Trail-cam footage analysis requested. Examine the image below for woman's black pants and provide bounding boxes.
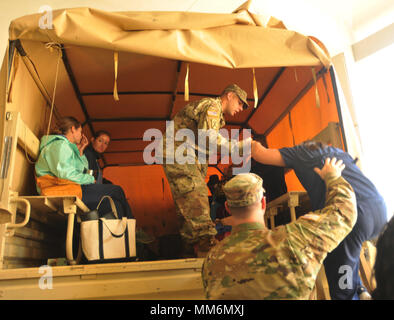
[81,184,133,219]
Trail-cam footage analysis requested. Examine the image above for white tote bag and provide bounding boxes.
[81,196,136,261]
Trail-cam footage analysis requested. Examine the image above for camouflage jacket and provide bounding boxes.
[158,97,246,166]
[202,174,357,300]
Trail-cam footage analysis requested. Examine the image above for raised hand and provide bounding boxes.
[314,157,345,180]
[78,134,89,156]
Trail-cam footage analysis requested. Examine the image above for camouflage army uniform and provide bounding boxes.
[202,172,357,299]
[161,87,248,248]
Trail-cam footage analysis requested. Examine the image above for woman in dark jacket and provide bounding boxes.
[84,130,112,184]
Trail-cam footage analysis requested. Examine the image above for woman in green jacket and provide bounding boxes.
[35,116,133,219]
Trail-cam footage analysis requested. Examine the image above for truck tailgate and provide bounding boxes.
[0,258,205,300]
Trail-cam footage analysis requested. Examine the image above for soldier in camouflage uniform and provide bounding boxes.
[160,84,251,256]
[202,157,357,299]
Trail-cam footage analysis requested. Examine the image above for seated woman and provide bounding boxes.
[35,116,133,219]
[83,130,113,184]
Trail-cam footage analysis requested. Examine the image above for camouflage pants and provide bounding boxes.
[163,163,217,245]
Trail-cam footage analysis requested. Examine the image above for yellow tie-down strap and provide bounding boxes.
[113,51,119,101]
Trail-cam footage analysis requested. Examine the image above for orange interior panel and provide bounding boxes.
[290,73,340,145]
[248,66,321,134]
[104,165,179,237]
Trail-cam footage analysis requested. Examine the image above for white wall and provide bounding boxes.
[350,44,394,220]
[250,0,352,57]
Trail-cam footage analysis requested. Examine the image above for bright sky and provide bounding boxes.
[352,43,394,220]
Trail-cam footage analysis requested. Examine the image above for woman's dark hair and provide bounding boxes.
[51,116,81,135]
[93,130,111,140]
[372,215,394,299]
[300,140,328,151]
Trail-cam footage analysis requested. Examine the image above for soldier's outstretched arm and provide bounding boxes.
[286,157,357,258]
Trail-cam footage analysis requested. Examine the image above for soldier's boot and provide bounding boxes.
[194,236,219,258]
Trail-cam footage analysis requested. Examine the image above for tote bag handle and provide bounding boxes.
[96,195,119,219]
[99,217,128,238]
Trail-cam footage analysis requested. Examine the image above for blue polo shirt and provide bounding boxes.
[279,145,382,210]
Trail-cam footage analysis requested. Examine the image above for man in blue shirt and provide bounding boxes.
[251,139,387,300]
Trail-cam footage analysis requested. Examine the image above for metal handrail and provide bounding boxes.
[7,197,31,229]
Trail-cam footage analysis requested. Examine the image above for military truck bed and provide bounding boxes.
[0,258,205,300]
